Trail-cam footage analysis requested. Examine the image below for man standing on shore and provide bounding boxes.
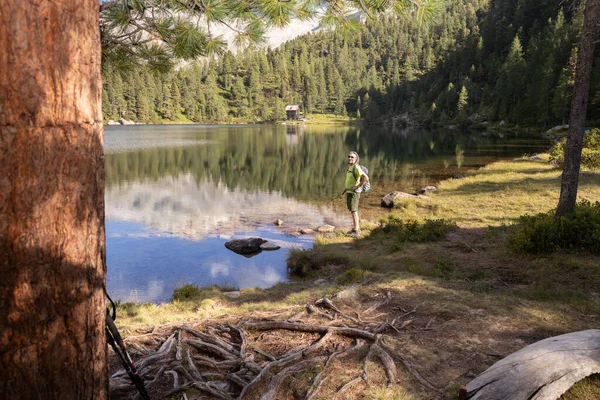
[345,151,368,237]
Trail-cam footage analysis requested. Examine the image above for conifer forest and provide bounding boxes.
[102,0,600,127]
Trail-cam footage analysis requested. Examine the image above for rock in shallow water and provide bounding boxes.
[224,238,266,255]
[260,241,281,251]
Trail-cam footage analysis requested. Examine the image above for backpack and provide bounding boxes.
[354,165,370,193]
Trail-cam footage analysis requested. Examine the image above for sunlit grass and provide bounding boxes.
[363,385,416,400]
[300,113,359,125]
[386,156,600,228]
[113,282,335,332]
[560,374,600,400]
[113,155,600,399]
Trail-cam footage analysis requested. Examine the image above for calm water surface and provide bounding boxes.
[105,124,551,303]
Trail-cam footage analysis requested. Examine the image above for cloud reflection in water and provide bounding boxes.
[106,221,310,304]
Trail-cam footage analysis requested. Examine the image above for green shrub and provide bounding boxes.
[172,284,203,301]
[581,147,600,169]
[287,248,349,276]
[370,216,457,248]
[287,249,316,276]
[116,301,141,317]
[550,128,600,169]
[337,268,370,284]
[171,284,235,302]
[508,200,600,254]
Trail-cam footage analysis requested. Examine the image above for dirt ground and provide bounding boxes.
[109,227,599,399]
[108,159,600,399]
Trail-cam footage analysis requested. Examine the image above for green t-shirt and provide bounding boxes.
[345,164,364,192]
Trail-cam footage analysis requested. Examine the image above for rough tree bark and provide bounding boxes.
[0,1,106,398]
[556,0,600,217]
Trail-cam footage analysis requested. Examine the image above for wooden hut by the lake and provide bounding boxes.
[285,105,300,120]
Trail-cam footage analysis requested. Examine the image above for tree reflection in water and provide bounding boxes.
[104,124,551,303]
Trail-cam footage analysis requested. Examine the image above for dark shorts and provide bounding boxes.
[346,192,360,212]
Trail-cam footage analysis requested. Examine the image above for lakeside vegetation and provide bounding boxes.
[112,154,600,398]
[115,112,357,126]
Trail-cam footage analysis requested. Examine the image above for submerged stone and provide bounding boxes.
[224,238,267,256]
[260,241,281,251]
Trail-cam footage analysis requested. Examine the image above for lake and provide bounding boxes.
[104,124,551,303]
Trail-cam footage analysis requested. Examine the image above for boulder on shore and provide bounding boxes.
[225,238,266,256]
[418,186,437,194]
[118,118,135,125]
[381,191,417,208]
[317,224,335,233]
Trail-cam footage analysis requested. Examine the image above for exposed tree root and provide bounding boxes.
[109,294,440,399]
[334,376,364,399]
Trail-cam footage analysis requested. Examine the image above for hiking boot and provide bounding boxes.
[346,229,361,238]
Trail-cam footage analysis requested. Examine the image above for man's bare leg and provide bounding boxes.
[351,211,360,232]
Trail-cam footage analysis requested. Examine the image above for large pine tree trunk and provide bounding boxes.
[556,0,600,217]
[0,1,107,398]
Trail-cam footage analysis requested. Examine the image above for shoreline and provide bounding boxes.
[113,152,574,308]
[110,154,600,398]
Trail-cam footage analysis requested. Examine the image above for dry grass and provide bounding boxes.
[386,155,600,227]
[560,374,600,400]
[114,156,600,399]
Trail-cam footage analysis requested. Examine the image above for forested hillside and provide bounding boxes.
[102,0,600,126]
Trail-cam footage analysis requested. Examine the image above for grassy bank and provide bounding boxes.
[113,156,600,398]
[291,113,361,125]
[105,112,361,126]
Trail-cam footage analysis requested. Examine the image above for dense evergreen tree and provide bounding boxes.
[102,0,598,127]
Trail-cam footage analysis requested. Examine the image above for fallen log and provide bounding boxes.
[463,329,600,400]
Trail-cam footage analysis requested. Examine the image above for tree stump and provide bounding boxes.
[464,329,600,400]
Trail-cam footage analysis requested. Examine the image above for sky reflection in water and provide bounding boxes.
[104,124,552,304]
[106,221,312,304]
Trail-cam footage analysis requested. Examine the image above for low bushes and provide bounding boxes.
[369,216,458,249]
[508,200,600,254]
[337,268,371,284]
[287,248,349,276]
[550,128,600,170]
[171,284,236,301]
